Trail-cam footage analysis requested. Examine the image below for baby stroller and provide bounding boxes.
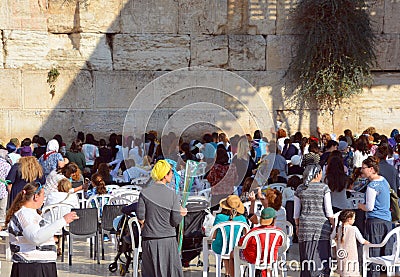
[108,214,140,276]
[181,197,209,267]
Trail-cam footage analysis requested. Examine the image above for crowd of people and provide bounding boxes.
[1,125,400,277]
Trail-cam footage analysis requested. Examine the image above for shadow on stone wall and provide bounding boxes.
[5,0,395,144]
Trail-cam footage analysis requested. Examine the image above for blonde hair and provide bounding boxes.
[19,156,43,182]
[58,178,72,193]
[236,137,250,160]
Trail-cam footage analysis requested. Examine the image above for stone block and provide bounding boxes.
[47,0,78,33]
[191,35,229,67]
[79,0,121,33]
[94,71,156,109]
[266,35,297,71]
[47,33,113,70]
[0,40,4,68]
[368,0,384,34]
[228,35,266,70]
[374,34,400,70]
[113,34,190,70]
[0,0,47,31]
[276,0,299,35]
[121,0,178,34]
[178,0,227,34]
[248,0,277,35]
[384,0,400,34]
[8,110,44,140]
[0,111,10,143]
[0,70,22,109]
[3,30,52,69]
[23,70,94,109]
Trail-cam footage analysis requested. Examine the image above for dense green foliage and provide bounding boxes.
[286,0,376,107]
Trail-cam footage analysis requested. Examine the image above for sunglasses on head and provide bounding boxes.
[35,182,43,194]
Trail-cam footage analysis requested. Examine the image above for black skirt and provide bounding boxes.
[11,263,57,277]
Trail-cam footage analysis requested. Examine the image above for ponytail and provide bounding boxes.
[4,182,42,228]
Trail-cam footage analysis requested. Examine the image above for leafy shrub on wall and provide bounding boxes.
[286,0,376,107]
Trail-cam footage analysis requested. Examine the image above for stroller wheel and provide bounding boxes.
[109,262,118,272]
[197,260,203,267]
[119,264,126,276]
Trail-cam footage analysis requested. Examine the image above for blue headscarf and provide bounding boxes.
[165,158,181,194]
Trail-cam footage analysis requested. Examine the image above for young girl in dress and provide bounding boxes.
[334,210,369,277]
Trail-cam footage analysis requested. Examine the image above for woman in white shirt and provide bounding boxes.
[5,182,78,277]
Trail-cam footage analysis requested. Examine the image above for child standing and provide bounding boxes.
[334,210,369,277]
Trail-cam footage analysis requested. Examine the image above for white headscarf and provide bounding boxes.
[46,139,59,153]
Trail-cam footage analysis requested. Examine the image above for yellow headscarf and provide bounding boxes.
[151,160,171,181]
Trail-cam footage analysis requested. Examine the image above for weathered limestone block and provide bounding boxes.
[0,70,22,109]
[0,111,10,143]
[384,0,400,34]
[236,70,286,110]
[113,34,190,70]
[79,0,121,33]
[121,0,178,34]
[276,0,299,35]
[47,0,78,33]
[191,35,228,67]
[23,70,94,109]
[368,0,384,34]
[374,34,400,70]
[178,0,227,34]
[0,37,4,68]
[266,35,297,71]
[0,0,47,31]
[94,71,156,108]
[228,35,266,70]
[3,30,52,69]
[8,111,44,140]
[47,33,113,70]
[248,0,277,35]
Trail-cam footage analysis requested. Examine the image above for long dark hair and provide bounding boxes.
[324,155,348,192]
[215,147,229,165]
[70,139,83,153]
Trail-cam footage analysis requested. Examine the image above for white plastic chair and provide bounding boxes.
[108,196,133,205]
[115,191,140,203]
[86,194,113,219]
[363,226,400,277]
[0,230,11,261]
[202,221,250,277]
[243,200,264,217]
[106,184,121,192]
[197,188,211,202]
[275,220,293,277]
[268,183,287,193]
[75,190,88,209]
[234,228,287,277]
[120,184,142,191]
[130,176,149,185]
[128,217,142,277]
[42,203,75,235]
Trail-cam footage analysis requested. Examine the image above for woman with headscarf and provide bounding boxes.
[38,139,65,178]
[294,164,334,277]
[6,156,46,207]
[137,160,187,277]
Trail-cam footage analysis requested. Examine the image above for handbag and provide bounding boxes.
[389,188,400,222]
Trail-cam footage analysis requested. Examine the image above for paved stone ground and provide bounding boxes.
[0,237,344,277]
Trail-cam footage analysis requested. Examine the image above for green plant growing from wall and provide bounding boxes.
[47,68,60,99]
[285,0,376,107]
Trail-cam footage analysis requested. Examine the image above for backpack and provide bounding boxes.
[389,188,400,222]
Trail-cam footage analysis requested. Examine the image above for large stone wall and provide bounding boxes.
[0,0,399,144]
